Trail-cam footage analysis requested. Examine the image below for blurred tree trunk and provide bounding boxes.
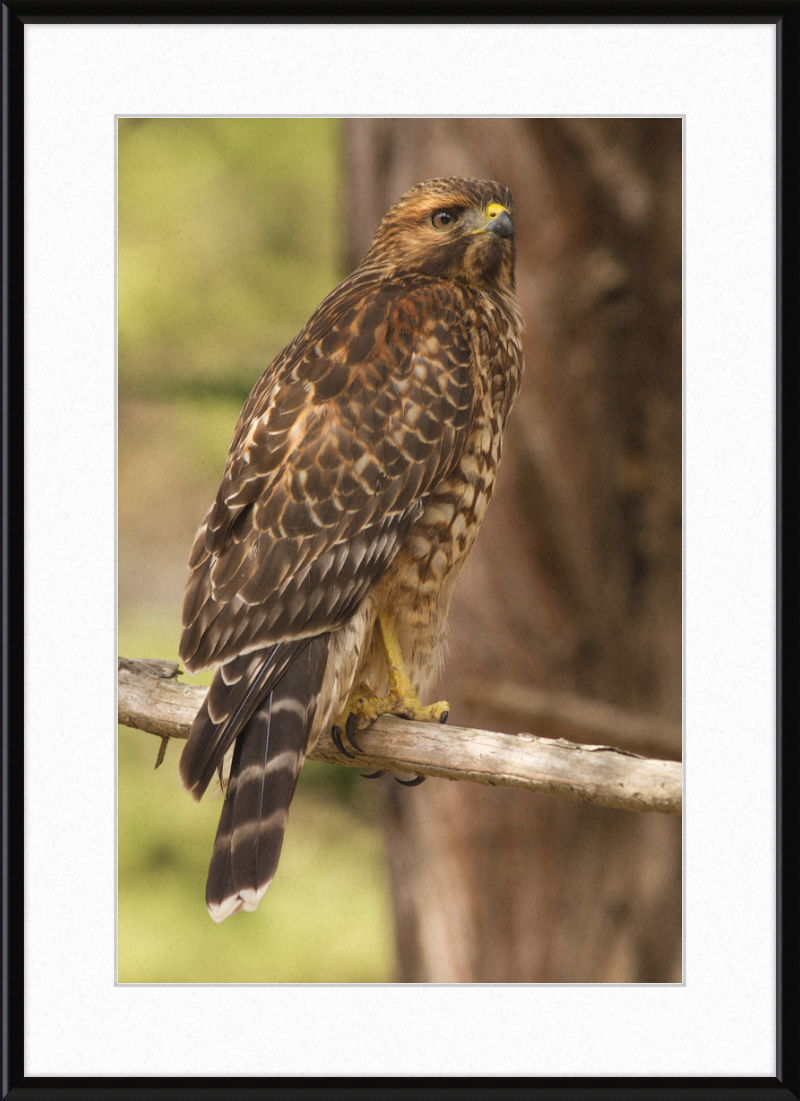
[345,118,682,984]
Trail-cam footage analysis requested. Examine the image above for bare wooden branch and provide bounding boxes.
[118,657,682,816]
[118,657,201,739]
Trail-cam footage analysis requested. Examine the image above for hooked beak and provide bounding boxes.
[472,202,515,241]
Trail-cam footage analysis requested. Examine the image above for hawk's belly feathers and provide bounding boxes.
[321,312,522,729]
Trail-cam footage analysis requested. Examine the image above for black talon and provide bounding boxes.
[396,774,426,786]
[360,770,386,780]
[331,724,355,760]
[345,711,365,753]
[439,710,449,725]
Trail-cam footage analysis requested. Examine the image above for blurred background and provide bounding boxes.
[118,117,682,984]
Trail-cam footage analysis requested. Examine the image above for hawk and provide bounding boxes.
[179,177,524,922]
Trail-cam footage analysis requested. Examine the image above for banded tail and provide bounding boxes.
[179,635,329,922]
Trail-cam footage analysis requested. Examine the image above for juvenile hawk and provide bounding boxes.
[179,177,524,921]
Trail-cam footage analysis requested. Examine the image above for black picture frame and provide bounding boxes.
[2,3,797,1098]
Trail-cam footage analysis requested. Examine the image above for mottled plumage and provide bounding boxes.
[179,177,524,921]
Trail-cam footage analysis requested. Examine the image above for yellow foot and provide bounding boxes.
[338,680,449,733]
[330,611,450,758]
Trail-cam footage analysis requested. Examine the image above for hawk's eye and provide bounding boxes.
[431,210,458,230]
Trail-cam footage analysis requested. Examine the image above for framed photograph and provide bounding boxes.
[4,5,795,1095]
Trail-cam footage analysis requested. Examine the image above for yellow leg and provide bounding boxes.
[336,611,450,732]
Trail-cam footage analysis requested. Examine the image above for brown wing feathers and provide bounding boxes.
[179,284,474,675]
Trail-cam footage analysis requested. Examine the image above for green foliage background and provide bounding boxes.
[118,118,395,982]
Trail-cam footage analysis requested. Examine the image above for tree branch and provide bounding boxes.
[118,657,682,816]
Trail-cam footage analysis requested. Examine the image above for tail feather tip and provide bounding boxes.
[206,881,272,923]
[177,760,205,801]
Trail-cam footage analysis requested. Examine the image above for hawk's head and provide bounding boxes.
[362,177,517,293]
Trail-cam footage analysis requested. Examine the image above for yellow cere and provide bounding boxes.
[486,203,507,219]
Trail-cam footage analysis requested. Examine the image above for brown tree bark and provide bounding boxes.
[345,118,682,983]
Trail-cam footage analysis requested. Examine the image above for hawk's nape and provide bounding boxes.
[178,177,524,921]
